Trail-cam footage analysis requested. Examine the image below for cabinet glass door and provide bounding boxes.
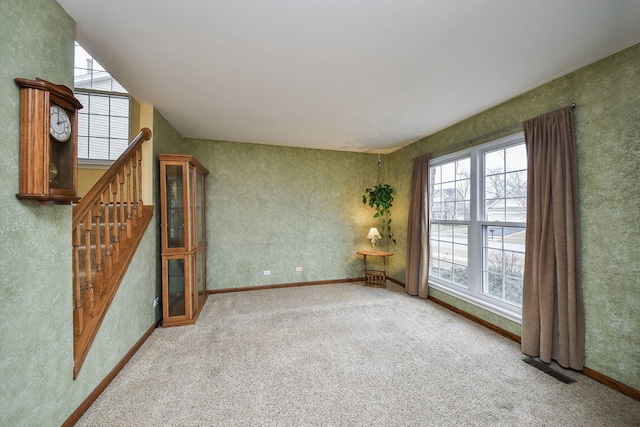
[165,165,185,248]
[166,257,186,318]
[197,249,206,306]
[190,255,196,316]
[196,169,205,245]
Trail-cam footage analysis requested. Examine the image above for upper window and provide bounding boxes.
[429,133,526,321]
[74,42,130,162]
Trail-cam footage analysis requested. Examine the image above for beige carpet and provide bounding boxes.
[76,283,640,426]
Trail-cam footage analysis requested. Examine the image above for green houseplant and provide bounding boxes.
[362,184,396,244]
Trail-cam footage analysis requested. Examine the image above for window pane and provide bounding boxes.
[75,92,88,107]
[74,42,130,162]
[89,94,110,115]
[481,226,525,305]
[430,223,468,289]
[505,275,523,305]
[453,265,468,287]
[91,74,115,91]
[456,158,470,176]
[89,137,109,160]
[74,72,93,90]
[78,136,89,158]
[486,199,502,222]
[485,149,504,174]
[486,272,504,299]
[484,143,527,223]
[110,116,129,139]
[78,114,89,136]
[441,162,455,183]
[485,174,505,199]
[442,181,455,194]
[459,178,471,201]
[431,157,472,221]
[505,171,526,197]
[504,226,526,250]
[431,165,441,185]
[109,138,129,160]
[429,136,526,317]
[111,79,127,94]
[89,115,109,137]
[439,261,453,281]
[505,196,526,222]
[442,201,454,220]
[505,144,527,172]
[110,96,129,117]
[487,227,502,248]
[454,201,466,221]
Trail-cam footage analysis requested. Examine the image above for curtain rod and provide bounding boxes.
[424,103,575,158]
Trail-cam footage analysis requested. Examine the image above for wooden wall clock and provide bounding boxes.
[15,77,83,204]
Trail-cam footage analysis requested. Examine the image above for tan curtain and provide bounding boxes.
[521,106,585,370]
[405,154,430,298]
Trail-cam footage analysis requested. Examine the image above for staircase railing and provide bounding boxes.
[71,128,153,379]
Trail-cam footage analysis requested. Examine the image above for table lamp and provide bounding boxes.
[367,227,381,252]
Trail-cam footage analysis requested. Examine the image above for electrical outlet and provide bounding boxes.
[296,266,303,272]
[153,297,160,307]
[263,270,271,276]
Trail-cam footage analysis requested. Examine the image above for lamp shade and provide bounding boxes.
[367,227,381,240]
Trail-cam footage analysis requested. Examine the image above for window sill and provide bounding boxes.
[78,159,114,169]
[428,280,522,324]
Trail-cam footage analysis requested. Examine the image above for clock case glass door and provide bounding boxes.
[48,100,76,197]
[15,77,82,204]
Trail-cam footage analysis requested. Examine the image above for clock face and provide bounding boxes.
[50,104,72,142]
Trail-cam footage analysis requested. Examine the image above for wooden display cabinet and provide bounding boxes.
[159,154,209,327]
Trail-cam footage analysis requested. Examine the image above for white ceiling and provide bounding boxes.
[57,0,640,154]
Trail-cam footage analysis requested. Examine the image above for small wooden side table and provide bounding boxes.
[357,250,393,288]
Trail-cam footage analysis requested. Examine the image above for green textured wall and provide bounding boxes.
[388,44,640,390]
[188,139,380,289]
[153,108,189,155]
[0,1,158,425]
[152,109,188,305]
[2,3,637,424]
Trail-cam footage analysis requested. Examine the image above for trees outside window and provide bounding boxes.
[429,133,526,320]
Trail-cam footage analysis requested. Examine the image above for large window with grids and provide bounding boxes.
[429,132,526,321]
[74,42,130,162]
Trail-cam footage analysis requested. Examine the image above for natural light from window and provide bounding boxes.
[429,133,526,322]
[74,42,130,162]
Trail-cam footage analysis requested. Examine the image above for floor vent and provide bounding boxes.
[523,357,576,384]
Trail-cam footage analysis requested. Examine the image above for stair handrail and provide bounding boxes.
[73,127,152,222]
[71,127,153,379]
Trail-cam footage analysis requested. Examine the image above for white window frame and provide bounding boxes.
[74,42,131,166]
[428,132,526,323]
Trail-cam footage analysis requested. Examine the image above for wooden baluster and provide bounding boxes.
[136,147,143,218]
[82,211,95,317]
[110,179,120,261]
[125,159,133,237]
[72,224,84,336]
[119,168,126,236]
[101,189,113,278]
[70,127,152,379]
[130,154,139,227]
[92,201,103,296]
[131,153,138,219]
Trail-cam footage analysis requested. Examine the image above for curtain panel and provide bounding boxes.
[521,106,585,370]
[405,154,430,298]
